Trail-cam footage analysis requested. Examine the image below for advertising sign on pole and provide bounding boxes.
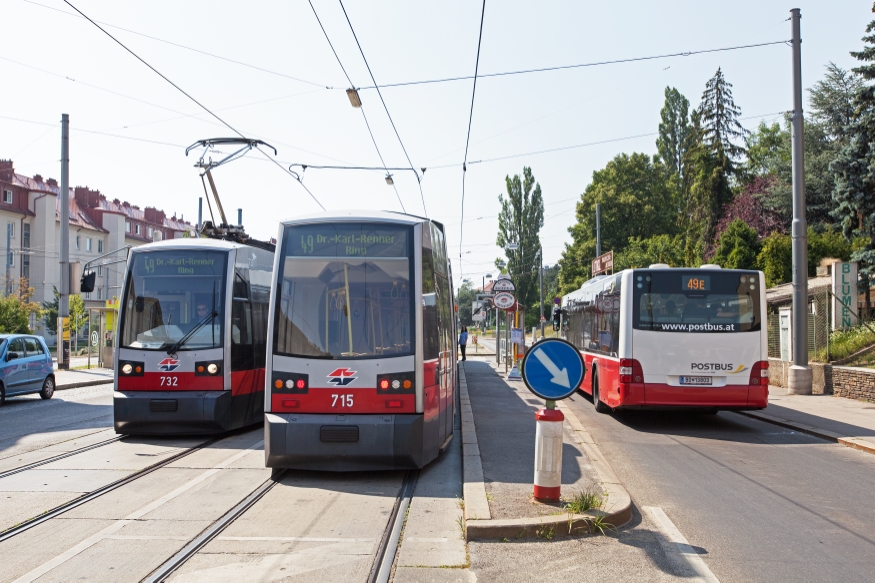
[591,250,614,276]
[493,292,516,310]
[832,262,858,330]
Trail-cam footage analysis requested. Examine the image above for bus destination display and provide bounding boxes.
[136,252,224,276]
[682,274,710,292]
[289,224,409,257]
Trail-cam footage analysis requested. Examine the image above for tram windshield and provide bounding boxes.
[120,250,227,350]
[274,222,414,359]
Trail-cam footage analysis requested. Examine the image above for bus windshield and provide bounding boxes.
[632,270,761,333]
[120,250,227,350]
[273,222,414,359]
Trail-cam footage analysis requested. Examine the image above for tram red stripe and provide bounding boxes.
[118,373,223,391]
[231,369,266,396]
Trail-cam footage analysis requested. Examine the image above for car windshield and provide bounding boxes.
[120,250,227,350]
[273,222,414,359]
[632,270,761,333]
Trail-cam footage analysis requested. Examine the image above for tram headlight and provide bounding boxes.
[207,363,219,375]
[118,361,143,376]
[122,363,133,375]
[195,360,223,376]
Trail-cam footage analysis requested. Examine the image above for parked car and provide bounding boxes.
[0,334,54,405]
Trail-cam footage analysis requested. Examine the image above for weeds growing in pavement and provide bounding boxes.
[563,488,602,514]
[455,515,466,539]
[535,526,555,540]
[456,496,465,510]
[589,514,616,536]
[485,492,494,502]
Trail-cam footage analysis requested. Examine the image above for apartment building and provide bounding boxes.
[0,159,195,340]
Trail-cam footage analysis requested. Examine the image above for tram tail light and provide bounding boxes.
[385,400,404,408]
[619,359,644,384]
[281,398,300,408]
[376,372,415,394]
[272,372,309,394]
[749,361,769,385]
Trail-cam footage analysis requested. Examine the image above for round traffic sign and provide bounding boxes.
[493,292,516,310]
[520,338,586,400]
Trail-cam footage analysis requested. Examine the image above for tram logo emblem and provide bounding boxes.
[327,368,357,386]
[158,358,181,372]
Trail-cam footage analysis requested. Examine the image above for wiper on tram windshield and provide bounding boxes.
[165,310,218,355]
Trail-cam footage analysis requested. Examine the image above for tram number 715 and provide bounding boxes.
[331,394,354,407]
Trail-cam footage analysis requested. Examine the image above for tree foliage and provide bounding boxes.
[614,235,685,271]
[497,167,544,310]
[455,282,478,328]
[0,279,43,334]
[698,67,748,175]
[712,219,759,270]
[656,87,691,181]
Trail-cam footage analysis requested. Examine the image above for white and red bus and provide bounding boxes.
[264,211,457,471]
[560,265,768,412]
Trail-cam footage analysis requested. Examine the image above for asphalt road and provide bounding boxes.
[563,391,875,583]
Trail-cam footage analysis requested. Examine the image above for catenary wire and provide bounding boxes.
[459,0,487,278]
[337,0,427,216]
[61,0,325,211]
[358,40,788,90]
[22,0,333,89]
[307,0,404,212]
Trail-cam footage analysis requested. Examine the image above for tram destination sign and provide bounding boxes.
[136,252,225,276]
[492,278,516,292]
[521,338,586,401]
[288,223,409,257]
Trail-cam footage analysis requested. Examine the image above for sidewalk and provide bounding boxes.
[460,356,631,539]
[738,386,875,455]
[53,368,114,390]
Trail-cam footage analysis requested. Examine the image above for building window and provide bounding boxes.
[98,240,103,253]
[6,223,13,239]
[97,288,102,300]
[75,235,80,250]
[22,224,30,249]
[2,190,11,204]
[85,291,90,299]
[86,238,92,252]
[97,265,102,276]
[125,222,131,233]
[7,249,13,267]
[135,224,141,235]
[148,227,153,237]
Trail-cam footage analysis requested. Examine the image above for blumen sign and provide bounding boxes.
[831,262,858,330]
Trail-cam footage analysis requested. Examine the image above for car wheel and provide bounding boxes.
[40,376,55,400]
[593,372,611,414]
[0,383,5,406]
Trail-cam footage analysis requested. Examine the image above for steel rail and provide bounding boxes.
[0,435,220,543]
[141,469,289,582]
[370,470,418,583]
[0,435,123,481]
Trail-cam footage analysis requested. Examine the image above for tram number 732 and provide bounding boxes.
[331,394,354,407]
[159,376,179,387]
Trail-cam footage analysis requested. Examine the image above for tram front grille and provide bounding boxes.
[149,399,178,413]
[320,425,360,443]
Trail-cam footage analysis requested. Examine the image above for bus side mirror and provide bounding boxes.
[80,271,97,293]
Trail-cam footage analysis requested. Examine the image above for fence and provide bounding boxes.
[766,287,865,363]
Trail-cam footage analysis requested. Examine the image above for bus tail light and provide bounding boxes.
[619,359,644,383]
[749,361,769,385]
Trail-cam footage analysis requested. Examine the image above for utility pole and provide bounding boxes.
[5,224,11,296]
[59,113,70,370]
[595,203,601,257]
[789,8,811,394]
[237,208,242,226]
[198,197,203,231]
[538,247,544,339]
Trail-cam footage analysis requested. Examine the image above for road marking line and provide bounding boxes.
[643,506,720,583]
[12,441,263,583]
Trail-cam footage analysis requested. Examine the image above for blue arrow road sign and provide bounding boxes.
[521,338,586,400]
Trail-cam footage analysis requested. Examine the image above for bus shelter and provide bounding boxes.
[86,297,119,369]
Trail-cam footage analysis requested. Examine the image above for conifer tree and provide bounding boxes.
[656,87,691,181]
[698,67,748,175]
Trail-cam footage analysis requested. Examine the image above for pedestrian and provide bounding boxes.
[459,326,468,361]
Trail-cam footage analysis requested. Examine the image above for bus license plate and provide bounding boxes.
[680,376,712,385]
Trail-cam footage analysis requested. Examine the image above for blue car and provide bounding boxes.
[0,334,55,406]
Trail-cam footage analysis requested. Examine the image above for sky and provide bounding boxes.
[1,0,871,289]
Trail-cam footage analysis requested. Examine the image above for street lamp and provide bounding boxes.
[482,273,492,332]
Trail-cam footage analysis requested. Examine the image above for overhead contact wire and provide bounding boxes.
[337,0,427,216]
[459,0,487,276]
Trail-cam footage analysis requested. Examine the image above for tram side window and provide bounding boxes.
[231,273,254,371]
[422,244,440,361]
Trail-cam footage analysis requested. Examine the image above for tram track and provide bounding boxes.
[370,470,418,583]
[0,435,221,543]
[0,435,124,481]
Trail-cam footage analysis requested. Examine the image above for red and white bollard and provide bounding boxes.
[533,406,564,502]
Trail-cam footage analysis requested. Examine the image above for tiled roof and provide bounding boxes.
[55,196,107,233]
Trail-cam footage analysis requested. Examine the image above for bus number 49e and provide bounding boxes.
[332,394,353,407]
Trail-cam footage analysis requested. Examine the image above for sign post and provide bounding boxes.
[591,250,614,276]
[520,338,586,502]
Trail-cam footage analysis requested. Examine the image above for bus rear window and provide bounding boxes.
[632,271,761,333]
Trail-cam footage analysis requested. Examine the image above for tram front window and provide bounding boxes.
[274,223,414,359]
[120,250,227,350]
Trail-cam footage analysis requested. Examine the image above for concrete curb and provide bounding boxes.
[737,410,875,456]
[460,363,633,540]
[56,379,113,391]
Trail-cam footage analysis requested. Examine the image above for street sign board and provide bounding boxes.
[472,311,486,322]
[591,250,614,275]
[493,292,516,310]
[540,316,546,322]
[520,338,586,400]
[511,327,523,344]
[493,279,516,292]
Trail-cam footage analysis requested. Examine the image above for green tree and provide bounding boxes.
[0,279,44,334]
[496,167,544,311]
[455,281,478,328]
[559,153,678,294]
[698,67,748,176]
[745,121,789,178]
[757,232,792,287]
[614,234,685,270]
[809,62,863,140]
[69,294,88,353]
[656,87,691,181]
[42,287,59,335]
[831,6,875,284]
[711,219,759,270]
